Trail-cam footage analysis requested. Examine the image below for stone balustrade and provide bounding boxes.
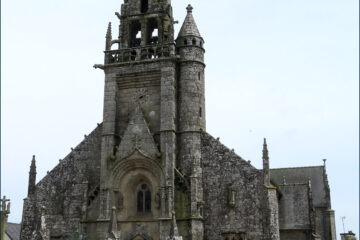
[105,44,176,64]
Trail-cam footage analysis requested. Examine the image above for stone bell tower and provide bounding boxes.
[94,0,205,239]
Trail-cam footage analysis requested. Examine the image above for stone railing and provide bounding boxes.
[105,44,176,64]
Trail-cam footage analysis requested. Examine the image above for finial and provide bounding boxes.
[108,206,121,239]
[262,138,270,186]
[263,138,269,160]
[106,22,112,39]
[186,4,193,13]
[30,155,36,168]
[323,159,327,167]
[169,210,181,239]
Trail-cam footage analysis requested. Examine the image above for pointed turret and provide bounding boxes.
[262,138,270,186]
[28,155,37,196]
[176,5,206,239]
[178,5,202,39]
[176,4,204,48]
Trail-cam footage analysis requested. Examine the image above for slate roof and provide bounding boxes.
[270,166,328,207]
[6,223,21,240]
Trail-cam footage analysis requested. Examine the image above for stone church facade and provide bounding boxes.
[20,1,337,240]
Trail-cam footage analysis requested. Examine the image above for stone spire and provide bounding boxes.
[28,155,37,196]
[262,138,270,186]
[178,4,202,38]
[105,22,112,51]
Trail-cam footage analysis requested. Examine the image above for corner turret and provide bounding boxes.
[176,4,206,133]
[176,5,205,240]
[176,4,204,49]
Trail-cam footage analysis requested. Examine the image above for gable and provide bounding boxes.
[117,105,160,160]
[270,166,328,207]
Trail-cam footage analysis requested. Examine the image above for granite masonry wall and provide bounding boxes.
[20,125,103,240]
[200,132,269,240]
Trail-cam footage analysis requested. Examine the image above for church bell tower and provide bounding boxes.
[94,1,205,239]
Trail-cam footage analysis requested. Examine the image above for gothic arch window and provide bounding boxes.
[140,0,149,13]
[137,183,151,213]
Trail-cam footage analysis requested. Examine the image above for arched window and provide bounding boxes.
[192,38,197,45]
[137,183,151,213]
[130,20,142,47]
[140,0,149,13]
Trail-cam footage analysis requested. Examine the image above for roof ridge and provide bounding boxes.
[270,165,324,171]
[201,131,260,172]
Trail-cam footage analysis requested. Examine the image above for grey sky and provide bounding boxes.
[2,0,358,237]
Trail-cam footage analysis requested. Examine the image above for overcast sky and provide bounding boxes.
[1,0,359,237]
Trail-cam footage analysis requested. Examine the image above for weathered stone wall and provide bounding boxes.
[279,230,309,240]
[20,125,102,240]
[20,196,38,240]
[107,60,178,145]
[200,132,267,240]
[278,184,310,230]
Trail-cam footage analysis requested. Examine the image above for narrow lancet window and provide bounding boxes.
[130,20,142,47]
[137,183,151,213]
